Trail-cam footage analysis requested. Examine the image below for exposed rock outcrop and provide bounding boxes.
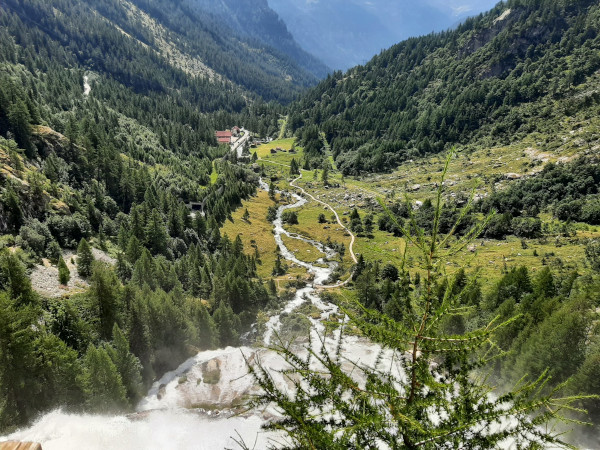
[31,126,68,158]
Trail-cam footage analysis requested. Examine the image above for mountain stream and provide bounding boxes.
[3,181,392,449]
[2,180,568,449]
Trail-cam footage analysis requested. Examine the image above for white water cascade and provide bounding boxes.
[83,75,91,97]
[3,179,577,449]
[2,180,391,450]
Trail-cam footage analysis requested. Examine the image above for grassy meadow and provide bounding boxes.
[238,137,600,295]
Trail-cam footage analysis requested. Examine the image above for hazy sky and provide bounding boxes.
[269,0,502,69]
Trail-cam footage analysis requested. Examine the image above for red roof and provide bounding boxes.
[216,131,232,138]
[217,137,231,144]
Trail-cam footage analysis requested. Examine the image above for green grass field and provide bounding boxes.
[210,162,218,184]
[221,190,307,280]
[281,234,326,265]
[238,138,600,294]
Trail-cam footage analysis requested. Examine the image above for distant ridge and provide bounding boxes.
[187,0,330,79]
[287,0,600,174]
[268,0,499,70]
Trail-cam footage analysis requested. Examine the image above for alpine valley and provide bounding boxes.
[1,1,600,449]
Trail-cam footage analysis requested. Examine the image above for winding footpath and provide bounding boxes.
[259,158,358,288]
[289,172,357,265]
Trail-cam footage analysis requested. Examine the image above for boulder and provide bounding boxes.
[157,383,167,400]
[504,173,522,180]
[201,359,221,385]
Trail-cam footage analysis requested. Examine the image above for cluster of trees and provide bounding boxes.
[281,210,299,225]
[0,226,273,429]
[297,125,326,170]
[348,208,374,237]
[377,197,476,238]
[480,157,600,226]
[344,155,600,251]
[249,176,597,448]
[0,0,315,106]
[0,0,290,431]
[287,0,600,172]
[348,252,600,444]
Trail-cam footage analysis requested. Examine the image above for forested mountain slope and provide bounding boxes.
[0,0,320,104]
[0,0,289,431]
[289,0,600,173]
[188,0,330,79]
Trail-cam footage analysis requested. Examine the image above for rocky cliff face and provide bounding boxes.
[459,7,559,79]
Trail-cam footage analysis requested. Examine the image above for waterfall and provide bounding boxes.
[3,179,388,449]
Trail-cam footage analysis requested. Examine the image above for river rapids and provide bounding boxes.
[2,180,582,449]
[2,181,395,449]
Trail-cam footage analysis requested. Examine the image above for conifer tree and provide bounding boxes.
[76,238,94,278]
[1,251,37,306]
[145,209,168,256]
[128,294,154,385]
[269,181,276,201]
[58,256,70,285]
[3,185,23,233]
[266,206,277,222]
[8,99,33,157]
[363,214,374,237]
[321,162,329,185]
[116,252,132,283]
[131,249,157,290]
[272,254,286,276]
[268,278,277,296]
[65,114,79,150]
[89,262,123,341]
[125,235,143,264]
[290,158,300,175]
[107,324,143,405]
[130,207,145,241]
[46,240,62,264]
[0,292,38,428]
[247,151,591,449]
[213,301,239,347]
[83,345,127,413]
[189,299,217,350]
